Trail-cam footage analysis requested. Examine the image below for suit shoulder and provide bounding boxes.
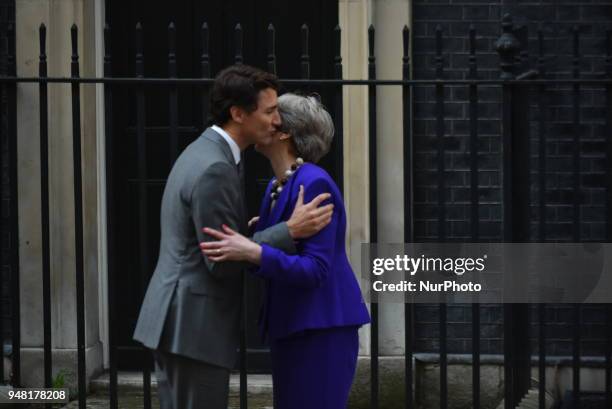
[292,163,342,206]
[170,140,237,202]
[177,137,233,171]
[186,134,227,159]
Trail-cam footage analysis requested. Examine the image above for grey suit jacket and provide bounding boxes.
[133,127,295,369]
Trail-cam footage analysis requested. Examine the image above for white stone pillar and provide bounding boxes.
[373,0,411,357]
[339,0,372,356]
[338,5,414,404]
[16,0,103,389]
[339,0,412,358]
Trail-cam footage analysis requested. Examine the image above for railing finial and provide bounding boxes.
[168,22,177,78]
[469,25,477,80]
[402,25,410,69]
[301,24,310,79]
[39,24,47,62]
[234,23,243,64]
[368,25,375,63]
[71,24,79,77]
[435,25,443,79]
[495,14,520,80]
[572,26,580,79]
[333,25,342,79]
[537,25,545,78]
[606,29,612,77]
[267,23,276,75]
[135,22,144,78]
[201,22,210,78]
[104,24,112,64]
[71,24,79,59]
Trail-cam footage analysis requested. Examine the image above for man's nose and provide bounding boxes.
[272,113,281,127]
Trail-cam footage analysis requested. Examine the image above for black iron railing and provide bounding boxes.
[0,13,611,409]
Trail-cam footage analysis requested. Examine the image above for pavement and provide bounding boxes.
[58,372,274,409]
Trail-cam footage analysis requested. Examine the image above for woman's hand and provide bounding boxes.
[286,185,333,239]
[200,224,262,265]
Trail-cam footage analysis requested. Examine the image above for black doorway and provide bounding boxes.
[106,0,339,371]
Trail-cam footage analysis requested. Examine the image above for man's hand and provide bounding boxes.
[201,225,262,265]
[286,185,334,239]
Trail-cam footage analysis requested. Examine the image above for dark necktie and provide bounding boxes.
[237,158,247,227]
[237,158,245,184]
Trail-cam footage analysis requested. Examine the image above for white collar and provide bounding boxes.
[211,125,241,165]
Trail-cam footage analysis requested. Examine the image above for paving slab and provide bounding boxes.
[57,372,274,409]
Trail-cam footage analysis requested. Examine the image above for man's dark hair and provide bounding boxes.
[209,64,280,126]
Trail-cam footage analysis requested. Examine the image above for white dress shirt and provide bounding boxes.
[211,124,241,165]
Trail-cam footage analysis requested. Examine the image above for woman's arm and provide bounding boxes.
[254,177,338,289]
[200,183,334,266]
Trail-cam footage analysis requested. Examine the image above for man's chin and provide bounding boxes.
[256,137,274,149]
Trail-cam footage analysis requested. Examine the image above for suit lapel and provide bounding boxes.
[236,160,248,232]
[257,181,275,229]
[203,127,248,232]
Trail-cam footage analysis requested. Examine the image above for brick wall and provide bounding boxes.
[411,1,610,356]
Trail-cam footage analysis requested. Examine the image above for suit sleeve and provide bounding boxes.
[252,223,296,254]
[253,177,336,288]
[191,161,246,279]
[250,180,296,254]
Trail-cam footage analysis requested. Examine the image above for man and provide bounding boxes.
[133,64,334,409]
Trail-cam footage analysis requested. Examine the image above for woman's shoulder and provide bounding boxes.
[292,163,341,201]
[294,162,334,186]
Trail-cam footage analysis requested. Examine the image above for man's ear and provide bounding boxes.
[230,106,244,124]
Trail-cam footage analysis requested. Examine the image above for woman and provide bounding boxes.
[200,93,370,409]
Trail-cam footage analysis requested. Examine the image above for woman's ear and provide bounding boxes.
[278,132,291,141]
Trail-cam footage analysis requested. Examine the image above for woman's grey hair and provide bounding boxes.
[277,93,334,163]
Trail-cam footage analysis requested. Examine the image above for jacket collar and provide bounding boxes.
[211,125,241,165]
[202,127,237,166]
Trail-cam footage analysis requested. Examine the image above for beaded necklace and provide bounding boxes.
[270,157,304,208]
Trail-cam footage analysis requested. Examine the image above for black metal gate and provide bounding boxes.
[1,11,611,409]
[105,0,339,372]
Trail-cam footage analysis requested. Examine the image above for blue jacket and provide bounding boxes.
[253,163,371,340]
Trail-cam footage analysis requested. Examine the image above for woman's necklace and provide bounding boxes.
[270,157,304,208]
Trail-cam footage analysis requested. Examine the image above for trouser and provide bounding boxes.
[153,349,230,409]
